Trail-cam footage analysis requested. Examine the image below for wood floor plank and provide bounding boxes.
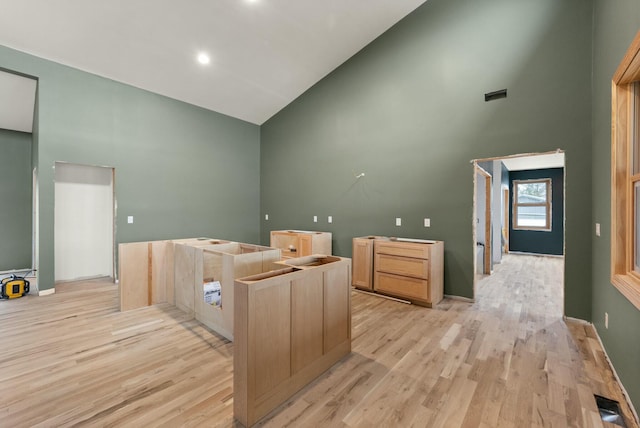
[0,256,637,427]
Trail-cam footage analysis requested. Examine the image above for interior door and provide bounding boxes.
[54,162,114,282]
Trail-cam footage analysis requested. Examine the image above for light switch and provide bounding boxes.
[127,216,134,224]
[396,217,402,226]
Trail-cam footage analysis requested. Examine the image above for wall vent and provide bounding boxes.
[484,89,507,102]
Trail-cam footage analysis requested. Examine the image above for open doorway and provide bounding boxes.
[54,162,115,282]
[0,69,38,287]
[475,165,492,278]
[472,151,566,311]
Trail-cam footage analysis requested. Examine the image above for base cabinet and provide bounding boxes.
[270,230,332,259]
[234,255,351,427]
[352,237,444,307]
[119,238,281,341]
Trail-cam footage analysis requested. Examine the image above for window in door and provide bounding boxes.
[512,178,551,231]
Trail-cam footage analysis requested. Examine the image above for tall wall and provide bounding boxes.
[0,45,261,290]
[261,0,593,317]
[592,0,640,410]
[0,129,32,270]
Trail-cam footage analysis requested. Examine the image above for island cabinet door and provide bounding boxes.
[324,263,351,353]
[252,281,292,400]
[352,237,374,290]
[291,270,324,374]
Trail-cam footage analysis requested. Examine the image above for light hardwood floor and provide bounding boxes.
[0,254,636,427]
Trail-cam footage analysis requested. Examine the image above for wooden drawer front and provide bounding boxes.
[375,254,429,279]
[374,272,429,301]
[374,241,430,259]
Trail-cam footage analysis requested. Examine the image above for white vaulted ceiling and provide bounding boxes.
[0,0,428,125]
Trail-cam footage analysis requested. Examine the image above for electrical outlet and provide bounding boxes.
[424,218,431,227]
[605,312,609,329]
[127,216,134,224]
[313,215,318,223]
[265,214,269,220]
[396,217,402,226]
[596,223,601,236]
[328,216,333,223]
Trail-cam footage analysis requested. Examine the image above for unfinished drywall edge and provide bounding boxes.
[38,288,54,296]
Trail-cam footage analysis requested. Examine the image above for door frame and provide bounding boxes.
[503,187,509,253]
[475,165,492,275]
[54,161,116,282]
[471,150,566,307]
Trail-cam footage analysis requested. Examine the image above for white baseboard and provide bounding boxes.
[38,288,55,296]
[564,315,590,325]
[589,322,639,425]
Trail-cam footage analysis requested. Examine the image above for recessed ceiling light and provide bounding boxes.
[197,52,210,65]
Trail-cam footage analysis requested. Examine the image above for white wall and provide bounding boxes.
[54,162,113,282]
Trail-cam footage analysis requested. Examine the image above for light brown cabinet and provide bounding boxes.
[119,238,281,341]
[270,230,332,259]
[234,255,351,427]
[352,237,444,307]
[351,236,375,290]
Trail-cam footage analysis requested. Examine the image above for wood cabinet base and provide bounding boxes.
[352,236,444,307]
[270,230,332,259]
[119,238,281,341]
[234,256,351,427]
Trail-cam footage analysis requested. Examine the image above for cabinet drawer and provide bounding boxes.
[374,272,429,302]
[374,241,430,259]
[375,253,429,279]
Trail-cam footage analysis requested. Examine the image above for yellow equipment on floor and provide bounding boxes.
[1,274,30,299]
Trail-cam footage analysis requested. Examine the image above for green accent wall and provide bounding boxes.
[508,168,564,256]
[592,0,640,410]
[0,45,261,290]
[261,0,593,317]
[0,129,32,270]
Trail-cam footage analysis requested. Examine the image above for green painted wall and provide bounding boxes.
[592,0,640,410]
[0,129,32,270]
[261,0,593,317]
[0,45,261,290]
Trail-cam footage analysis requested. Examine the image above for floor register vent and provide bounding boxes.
[594,394,627,427]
